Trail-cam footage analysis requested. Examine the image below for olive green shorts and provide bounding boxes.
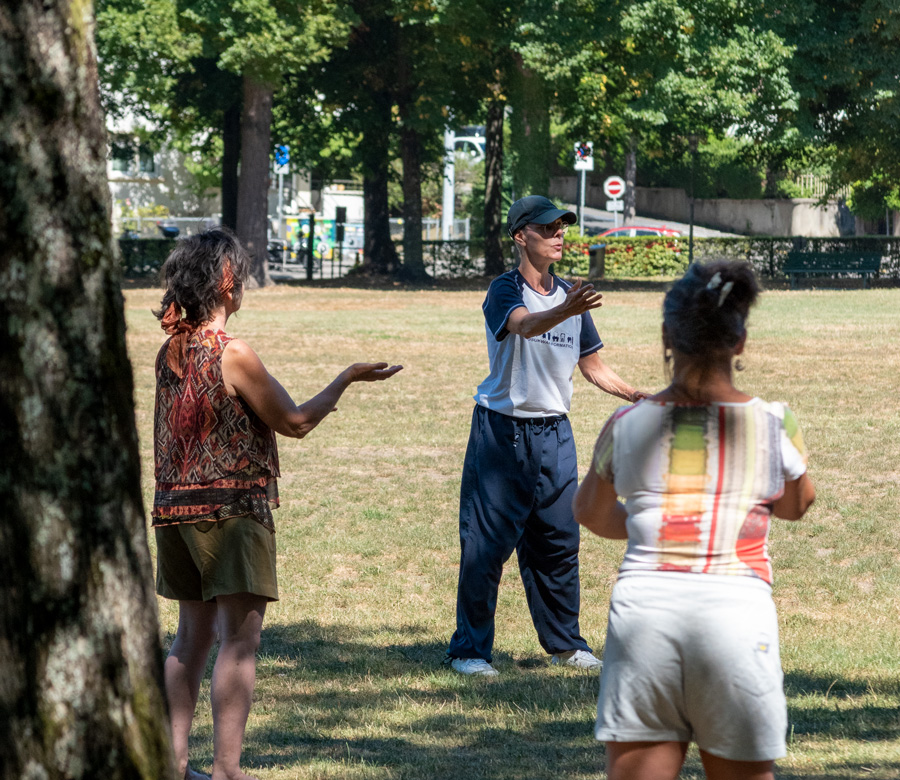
[155,515,279,603]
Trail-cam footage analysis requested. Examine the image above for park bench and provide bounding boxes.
[783,250,882,289]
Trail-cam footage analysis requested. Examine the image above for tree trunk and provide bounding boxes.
[509,54,550,200]
[363,172,400,275]
[221,98,241,231]
[624,134,637,223]
[360,94,399,275]
[483,97,506,277]
[399,126,429,281]
[0,3,174,779]
[236,75,273,288]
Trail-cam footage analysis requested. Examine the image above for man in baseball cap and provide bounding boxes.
[507,195,576,238]
[445,195,647,677]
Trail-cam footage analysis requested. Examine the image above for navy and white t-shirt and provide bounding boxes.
[474,269,603,418]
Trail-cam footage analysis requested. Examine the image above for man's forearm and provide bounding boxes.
[508,307,569,339]
[579,356,637,401]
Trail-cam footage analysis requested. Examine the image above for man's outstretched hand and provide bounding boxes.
[560,279,603,317]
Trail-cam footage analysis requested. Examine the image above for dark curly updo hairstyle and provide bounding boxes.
[663,260,760,360]
[154,227,252,328]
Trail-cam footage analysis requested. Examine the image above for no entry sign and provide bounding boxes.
[603,176,626,199]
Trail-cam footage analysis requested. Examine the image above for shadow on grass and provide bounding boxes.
[173,621,900,779]
[784,670,900,746]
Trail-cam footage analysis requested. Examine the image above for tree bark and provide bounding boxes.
[221,98,241,231]
[509,55,550,200]
[360,93,400,275]
[0,2,175,779]
[624,134,637,223]
[236,75,274,287]
[395,27,429,283]
[483,97,506,277]
[398,126,428,280]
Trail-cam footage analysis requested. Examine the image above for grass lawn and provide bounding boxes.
[123,280,900,779]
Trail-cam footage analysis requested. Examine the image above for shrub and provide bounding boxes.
[119,238,174,277]
[558,236,687,278]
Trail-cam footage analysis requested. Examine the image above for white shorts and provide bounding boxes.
[596,572,787,762]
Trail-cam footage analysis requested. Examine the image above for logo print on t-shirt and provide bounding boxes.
[528,331,575,349]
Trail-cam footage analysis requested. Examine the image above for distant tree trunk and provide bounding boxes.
[221,99,241,231]
[0,2,174,779]
[236,75,273,288]
[360,93,400,275]
[398,126,428,281]
[763,165,778,199]
[624,134,637,223]
[395,29,429,283]
[484,97,506,277]
[509,54,550,199]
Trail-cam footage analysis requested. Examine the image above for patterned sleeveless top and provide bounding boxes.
[152,329,280,531]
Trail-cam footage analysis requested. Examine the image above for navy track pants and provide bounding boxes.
[447,405,591,662]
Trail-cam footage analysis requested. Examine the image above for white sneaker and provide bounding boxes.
[550,649,602,670]
[449,657,499,676]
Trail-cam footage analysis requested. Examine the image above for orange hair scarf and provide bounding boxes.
[162,264,235,377]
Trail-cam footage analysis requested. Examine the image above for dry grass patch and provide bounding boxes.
[125,283,900,779]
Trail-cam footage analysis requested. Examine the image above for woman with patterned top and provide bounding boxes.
[152,228,402,780]
[573,260,815,780]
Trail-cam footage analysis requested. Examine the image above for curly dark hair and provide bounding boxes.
[663,260,761,359]
[153,228,252,327]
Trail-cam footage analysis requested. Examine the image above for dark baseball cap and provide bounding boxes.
[507,196,576,237]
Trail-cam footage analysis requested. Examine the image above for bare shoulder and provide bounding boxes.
[223,337,255,358]
[222,337,266,375]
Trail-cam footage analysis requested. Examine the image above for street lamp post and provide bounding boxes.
[689,134,698,264]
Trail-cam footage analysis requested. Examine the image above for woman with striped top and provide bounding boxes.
[574,260,815,780]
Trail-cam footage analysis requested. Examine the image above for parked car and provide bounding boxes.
[453,136,486,162]
[597,225,681,238]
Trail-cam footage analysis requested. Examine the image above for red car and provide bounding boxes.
[597,225,681,238]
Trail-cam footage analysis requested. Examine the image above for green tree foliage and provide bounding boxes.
[782,1,900,215]
[96,0,350,283]
[561,1,798,210]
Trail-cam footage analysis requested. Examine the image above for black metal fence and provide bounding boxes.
[679,235,900,280]
[119,236,900,282]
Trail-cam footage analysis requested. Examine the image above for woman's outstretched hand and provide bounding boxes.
[345,363,404,383]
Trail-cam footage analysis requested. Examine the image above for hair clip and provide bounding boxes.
[706,271,723,290]
[717,281,734,307]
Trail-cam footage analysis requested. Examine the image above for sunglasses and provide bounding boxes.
[529,220,569,237]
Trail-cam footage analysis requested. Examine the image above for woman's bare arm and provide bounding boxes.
[573,467,628,539]
[772,473,816,520]
[222,338,402,439]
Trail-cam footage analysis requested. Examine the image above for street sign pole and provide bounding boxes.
[274,145,290,270]
[579,169,586,234]
[603,176,626,229]
[307,211,315,281]
[442,128,455,241]
[277,170,285,270]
